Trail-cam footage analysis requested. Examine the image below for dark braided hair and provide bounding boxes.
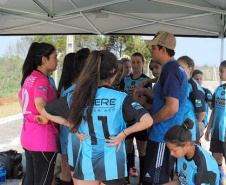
[164,118,194,147]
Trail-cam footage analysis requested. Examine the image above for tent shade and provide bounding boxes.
[0,0,225,37]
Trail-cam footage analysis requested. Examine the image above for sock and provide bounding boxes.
[127,153,132,182]
[132,145,135,167]
[139,156,146,183]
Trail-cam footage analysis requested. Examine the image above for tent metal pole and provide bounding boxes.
[50,0,54,14]
[150,0,226,15]
[0,5,45,17]
[103,10,218,35]
[33,0,54,17]
[69,0,102,35]
[220,15,225,63]
[57,0,130,16]
[0,22,45,32]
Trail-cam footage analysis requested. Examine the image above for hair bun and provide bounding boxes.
[183,118,194,129]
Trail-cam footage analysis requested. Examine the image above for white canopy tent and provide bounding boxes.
[0,0,226,58]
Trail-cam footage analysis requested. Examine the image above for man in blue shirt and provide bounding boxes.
[143,31,188,184]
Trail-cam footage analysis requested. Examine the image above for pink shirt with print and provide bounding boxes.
[18,70,58,152]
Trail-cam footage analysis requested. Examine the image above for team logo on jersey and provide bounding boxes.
[221,91,225,96]
[131,102,143,110]
[207,93,212,99]
[195,99,202,107]
[183,162,187,170]
[179,170,187,184]
[38,86,46,92]
[131,81,135,85]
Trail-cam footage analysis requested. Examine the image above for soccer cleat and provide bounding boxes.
[219,166,226,185]
[129,167,139,177]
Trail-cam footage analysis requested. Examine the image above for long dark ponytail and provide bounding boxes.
[21,42,55,86]
[67,50,118,132]
[57,48,90,98]
[164,118,194,147]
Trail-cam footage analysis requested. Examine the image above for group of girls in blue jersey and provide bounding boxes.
[20,41,225,185]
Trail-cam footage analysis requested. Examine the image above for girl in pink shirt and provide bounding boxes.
[18,42,58,185]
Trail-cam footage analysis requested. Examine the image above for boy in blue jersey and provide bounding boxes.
[164,118,219,185]
[143,31,188,184]
[192,69,213,127]
[205,60,226,185]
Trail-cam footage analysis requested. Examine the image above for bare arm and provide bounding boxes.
[106,113,153,151]
[39,108,70,127]
[205,109,214,141]
[152,97,179,125]
[139,78,157,87]
[196,112,205,122]
[34,97,47,114]
[34,97,70,126]
[208,102,213,110]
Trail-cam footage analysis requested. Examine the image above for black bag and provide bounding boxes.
[0,150,23,179]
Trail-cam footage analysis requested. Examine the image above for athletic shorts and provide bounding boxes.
[102,177,126,185]
[210,138,226,158]
[143,140,176,184]
[126,129,148,141]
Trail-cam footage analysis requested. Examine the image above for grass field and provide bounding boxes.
[0,100,21,118]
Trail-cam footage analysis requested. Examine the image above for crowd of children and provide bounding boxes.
[18,31,226,185]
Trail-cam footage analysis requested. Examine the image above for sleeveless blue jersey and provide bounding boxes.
[203,87,213,127]
[149,60,188,142]
[120,73,149,96]
[59,84,76,155]
[177,145,219,185]
[211,84,226,142]
[73,87,147,181]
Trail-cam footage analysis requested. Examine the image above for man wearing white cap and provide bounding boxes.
[143,31,188,184]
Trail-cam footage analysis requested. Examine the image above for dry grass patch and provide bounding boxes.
[0,101,21,118]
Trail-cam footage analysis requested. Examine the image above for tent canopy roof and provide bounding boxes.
[0,0,226,37]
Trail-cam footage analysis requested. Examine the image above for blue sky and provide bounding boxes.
[0,35,225,66]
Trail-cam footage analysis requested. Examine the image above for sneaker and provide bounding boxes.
[129,167,138,177]
[219,166,226,185]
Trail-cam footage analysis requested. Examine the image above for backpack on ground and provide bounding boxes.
[0,150,23,179]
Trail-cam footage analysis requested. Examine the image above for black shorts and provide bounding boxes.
[102,177,126,185]
[210,138,226,158]
[143,140,176,184]
[126,129,148,141]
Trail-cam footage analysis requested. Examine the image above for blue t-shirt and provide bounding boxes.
[120,73,150,96]
[211,83,226,142]
[149,60,188,142]
[177,145,219,185]
[74,87,148,181]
